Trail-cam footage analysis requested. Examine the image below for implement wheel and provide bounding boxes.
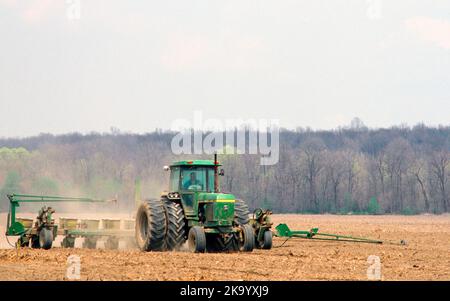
[135,199,167,251]
[261,230,273,249]
[188,226,206,253]
[39,228,53,250]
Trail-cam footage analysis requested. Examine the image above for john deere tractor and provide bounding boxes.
[135,155,254,253]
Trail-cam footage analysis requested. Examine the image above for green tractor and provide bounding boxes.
[135,155,254,253]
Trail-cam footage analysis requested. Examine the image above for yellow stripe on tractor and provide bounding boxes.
[215,199,235,203]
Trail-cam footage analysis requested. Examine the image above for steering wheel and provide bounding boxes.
[188,184,202,190]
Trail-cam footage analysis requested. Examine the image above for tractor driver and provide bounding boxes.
[183,172,203,190]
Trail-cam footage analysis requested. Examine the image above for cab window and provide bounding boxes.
[181,167,215,192]
[169,167,180,192]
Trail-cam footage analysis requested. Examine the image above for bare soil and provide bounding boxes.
[0,214,449,280]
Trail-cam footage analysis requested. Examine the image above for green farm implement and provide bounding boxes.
[5,194,130,250]
[274,223,383,244]
[61,228,135,249]
[272,222,406,246]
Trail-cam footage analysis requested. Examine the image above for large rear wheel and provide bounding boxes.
[163,200,186,251]
[257,230,273,249]
[234,199,250,225]
[135,199,167,251]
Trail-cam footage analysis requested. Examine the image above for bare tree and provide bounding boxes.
[384,138,413,212]
[327,151,346,210]
[411,155,430,212]
[430,150,449,212]
[300,138,325,212]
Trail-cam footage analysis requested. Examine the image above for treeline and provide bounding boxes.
[0,123,449,214]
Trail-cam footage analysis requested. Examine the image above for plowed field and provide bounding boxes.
[1,214,449,280]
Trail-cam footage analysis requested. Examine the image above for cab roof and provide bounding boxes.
[170,160,221,167]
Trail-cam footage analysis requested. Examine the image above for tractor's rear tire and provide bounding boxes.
[39,228,53,250]
[262,230,273,249]
[135,199,167,251]
[188,226,206,253]
[239,224,254,252]
[234,199,250,225]
[164,200,186,251]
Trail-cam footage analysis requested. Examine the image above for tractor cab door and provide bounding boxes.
[170,167,198,216]
[180,192,198,217]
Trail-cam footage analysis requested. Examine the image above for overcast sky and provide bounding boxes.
[0,0,449,137]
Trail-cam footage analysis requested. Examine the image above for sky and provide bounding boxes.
[0,0,449,137]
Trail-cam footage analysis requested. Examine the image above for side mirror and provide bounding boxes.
[219,169,225,176]
[163,166,170,171]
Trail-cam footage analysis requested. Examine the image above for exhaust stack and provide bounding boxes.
[214,153,219,193]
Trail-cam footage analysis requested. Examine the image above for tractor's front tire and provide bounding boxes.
[239,224,254,252]
[39,228,53,250]
[188,226,206,253]
[135,199,167,251]
[164,200,186,251]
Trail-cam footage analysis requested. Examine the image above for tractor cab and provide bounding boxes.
[165,159,234,222]
[167,160,224,193]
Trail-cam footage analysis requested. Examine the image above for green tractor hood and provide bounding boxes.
[195,192,236,228]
